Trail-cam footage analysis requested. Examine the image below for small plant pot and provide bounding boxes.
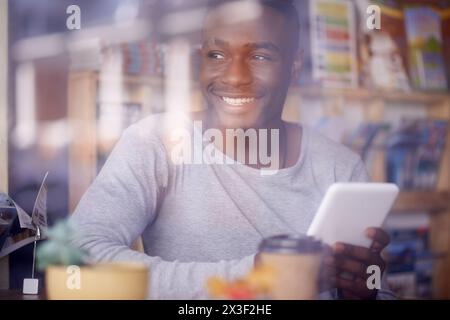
[45,262,149,300]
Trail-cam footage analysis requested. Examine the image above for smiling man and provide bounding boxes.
[71,0,394,299]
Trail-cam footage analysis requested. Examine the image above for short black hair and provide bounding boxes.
[206,0,300,50]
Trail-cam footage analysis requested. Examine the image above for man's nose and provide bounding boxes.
[221,57,252,87]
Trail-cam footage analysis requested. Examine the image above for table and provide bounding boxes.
[0,289,46,300]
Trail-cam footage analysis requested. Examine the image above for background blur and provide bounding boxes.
[1,0,450,299]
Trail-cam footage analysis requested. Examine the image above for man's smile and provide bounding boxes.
[210,91,261,113]
[210,89,264,109]
[221,96,255,106]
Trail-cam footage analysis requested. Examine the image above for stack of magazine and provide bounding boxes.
[386,119,448,190]
[0,172,48,258]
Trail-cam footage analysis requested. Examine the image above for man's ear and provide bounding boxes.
[290,50,303,85]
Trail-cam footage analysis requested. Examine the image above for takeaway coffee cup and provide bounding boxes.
[258,235,323,300]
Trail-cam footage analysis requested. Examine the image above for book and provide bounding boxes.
[385,226,434,299]
[121,39,165,77]
[404,6,448,91]
[344,122,387,162]
[386,119,448,190]
[309,0,358,88]
[0,172,48,258]
[0,196,16,252]
[357,1,411,91]
[442,8,450,89]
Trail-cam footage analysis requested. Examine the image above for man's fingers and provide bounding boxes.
[321,245,334,260]
[334,243,372,262]
[330,256,367,275]
[334,275,379,299]
[366,228,390,252]
[370,241,385,253]
[333,276,367,295]
[322,265,338,278]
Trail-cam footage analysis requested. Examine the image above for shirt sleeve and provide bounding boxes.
[70,124,254,299]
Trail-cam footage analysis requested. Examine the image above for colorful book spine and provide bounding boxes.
[386,119,448,190]
[310,0,358,88]
[404,6,448,91]
[121,39,165,76]
[385,227,433,299]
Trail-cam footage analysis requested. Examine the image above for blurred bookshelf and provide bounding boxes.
[295,87,450,105]
[392,191,450,213]
[67,69,450,299]
[294,85,450,299]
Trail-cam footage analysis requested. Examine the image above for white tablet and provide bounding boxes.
[307,183,399,248]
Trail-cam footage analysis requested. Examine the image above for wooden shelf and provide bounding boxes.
[392,191,450,213]
[294,86,450,105]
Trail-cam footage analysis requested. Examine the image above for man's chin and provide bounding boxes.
[209,108,261,129]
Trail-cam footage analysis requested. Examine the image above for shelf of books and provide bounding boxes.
[296,87,450,106]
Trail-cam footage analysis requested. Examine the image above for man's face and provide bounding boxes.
[200,4,299,129]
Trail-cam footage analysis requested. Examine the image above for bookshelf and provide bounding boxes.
[295,87,450,105]
[393,191,450,213]
[67,70,450,298]
[293,85,450,299]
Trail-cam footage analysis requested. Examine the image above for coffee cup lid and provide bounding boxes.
[259,234,323,254]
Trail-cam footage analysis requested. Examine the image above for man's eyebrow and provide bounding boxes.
[202,39,280,53]
[244,42,280,52]
[203,38,229,48]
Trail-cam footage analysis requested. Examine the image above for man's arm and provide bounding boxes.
[70,124,254,299]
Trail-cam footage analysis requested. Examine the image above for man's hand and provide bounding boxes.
[324,227,390,300]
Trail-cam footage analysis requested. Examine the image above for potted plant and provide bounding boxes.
[37,220,149,300]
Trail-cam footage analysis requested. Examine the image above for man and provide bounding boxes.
[72,0,394,299]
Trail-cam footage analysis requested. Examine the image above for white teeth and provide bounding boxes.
[222,97,255,106]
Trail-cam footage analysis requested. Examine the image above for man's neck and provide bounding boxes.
[204,109,284,132]
[203,109,286,169]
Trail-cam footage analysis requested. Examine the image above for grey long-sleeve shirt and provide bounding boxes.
[71,114,394,299]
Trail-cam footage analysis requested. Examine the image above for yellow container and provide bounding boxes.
[46,262,149,300]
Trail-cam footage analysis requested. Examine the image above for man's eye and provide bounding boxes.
[252,55,271,61]
[208,52,225,60]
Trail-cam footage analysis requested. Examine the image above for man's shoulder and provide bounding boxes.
[127,113,167,136]
[116,114,171,157]
[123,112,196,158]
[124,113,180,143]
